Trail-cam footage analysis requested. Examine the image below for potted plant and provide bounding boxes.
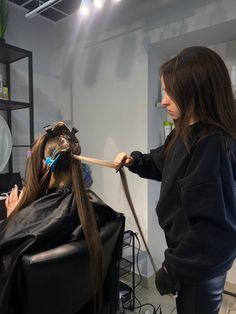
[0,0,8,43]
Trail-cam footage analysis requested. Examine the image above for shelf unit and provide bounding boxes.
[120,230,135,310]
[0,41,34,173]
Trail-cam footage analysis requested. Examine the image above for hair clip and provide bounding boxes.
[44,154,61,172]
[26,150,32,158]
[43,123,79,144]
[51,149,58,159]
[43,125,55,137]
[71,127,78,134]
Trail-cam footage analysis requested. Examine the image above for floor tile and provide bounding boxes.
[120,280,236,314]
[220,293,236,314]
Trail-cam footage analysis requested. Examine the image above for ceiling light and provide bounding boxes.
[113,0,122,2]
[79,0,91,17]
[93,0,105,9]
[79,5,90,16]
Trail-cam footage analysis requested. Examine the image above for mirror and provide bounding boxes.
[0,115,12,172]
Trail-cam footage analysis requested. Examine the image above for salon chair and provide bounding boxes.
[20,213,125,314]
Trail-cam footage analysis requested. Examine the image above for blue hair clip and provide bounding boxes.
[45,153,61,172]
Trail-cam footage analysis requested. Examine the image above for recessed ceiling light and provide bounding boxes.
[79,0,91,17]
[93,0,105,9]
[79,5,90,16]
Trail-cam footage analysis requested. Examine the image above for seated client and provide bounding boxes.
[0,121,118,314]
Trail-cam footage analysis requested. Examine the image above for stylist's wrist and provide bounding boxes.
[125,155,134,167]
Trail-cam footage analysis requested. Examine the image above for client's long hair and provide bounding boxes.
[14,121,103,308]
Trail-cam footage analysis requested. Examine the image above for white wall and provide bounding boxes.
[71,28,149,245]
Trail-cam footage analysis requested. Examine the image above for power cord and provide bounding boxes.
[122,299,162,314]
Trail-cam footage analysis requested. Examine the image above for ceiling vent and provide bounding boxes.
[9,0,82,22]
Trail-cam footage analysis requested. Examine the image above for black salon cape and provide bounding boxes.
[129,122,236,283]
[0,189,117,314]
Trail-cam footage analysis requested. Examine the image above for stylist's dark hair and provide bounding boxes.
[160,46,236,152]
[13,121,103,309]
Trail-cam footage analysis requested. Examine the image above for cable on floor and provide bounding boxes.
[223,290,236,297]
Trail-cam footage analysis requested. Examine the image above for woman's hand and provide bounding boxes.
[114,152,134,170]
[163,266,178,298]
[155,264,180,298]
[5,185,22,217]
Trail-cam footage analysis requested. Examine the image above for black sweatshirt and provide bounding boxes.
[129,122,236,283]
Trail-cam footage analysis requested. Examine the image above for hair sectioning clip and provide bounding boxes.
[43,123,78,138]
[43,125,55,137]
[44,153,61,172]
[71,127,78,134]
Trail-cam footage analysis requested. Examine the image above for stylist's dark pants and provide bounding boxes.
[176,273,226,314]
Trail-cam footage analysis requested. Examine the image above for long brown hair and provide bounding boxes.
[160,46,236,153]
[14,121,103,308]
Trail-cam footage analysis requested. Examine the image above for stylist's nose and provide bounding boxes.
[161,92,169,107]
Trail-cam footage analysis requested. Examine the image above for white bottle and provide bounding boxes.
[163,121,172,140]
[0,74,3,99]
[230,65,236,99]
[163,113,174,140]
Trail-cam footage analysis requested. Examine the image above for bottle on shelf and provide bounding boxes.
[3,86,9,100]
[163,113,174,140]
[163,120,173,140]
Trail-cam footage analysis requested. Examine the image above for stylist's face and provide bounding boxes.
[161,77,180,120]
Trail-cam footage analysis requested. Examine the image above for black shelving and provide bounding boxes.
[0,41,34,173]
[0,100,31,110]
[0,42,31,63]
[120,257,132,277]
[120,230,135,310]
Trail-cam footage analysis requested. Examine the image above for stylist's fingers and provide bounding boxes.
[114,152,134,167]
[114,152,127,164]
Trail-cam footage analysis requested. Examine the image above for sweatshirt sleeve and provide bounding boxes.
[128,146,165,181]
[164,136,236,282]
